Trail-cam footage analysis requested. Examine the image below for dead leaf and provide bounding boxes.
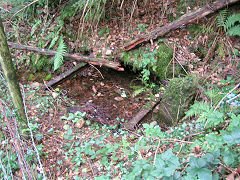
[114,97,124,101]
[92,85,97,93]
[194,146,201,154]
[226,173,235,180]
[32,82,40,87]
[75,119,85,129]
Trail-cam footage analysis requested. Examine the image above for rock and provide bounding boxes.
[154,73,198,125]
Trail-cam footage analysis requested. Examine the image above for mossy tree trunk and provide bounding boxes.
[0,18,26,125]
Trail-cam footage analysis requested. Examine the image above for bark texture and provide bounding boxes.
[0,19,26,124]
[7,42,124,71]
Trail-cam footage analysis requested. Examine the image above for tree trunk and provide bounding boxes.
[0,18,26,125]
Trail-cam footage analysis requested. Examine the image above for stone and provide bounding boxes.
[153,73,198,125]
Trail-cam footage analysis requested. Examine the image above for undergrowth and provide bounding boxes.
[217,10,240,36]
[1,69,239,179]
[1,1,240,179]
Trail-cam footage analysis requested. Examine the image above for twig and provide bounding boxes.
[156,138,193,144]
[78,0,89,38]
[130,0,138,23]
[0,155,8,179]
[214,82,240,111]
[173,43,176,78]
[153,139,161,165]
[10,0,40,20]
[226,93,240,104]
[120,0,125,9]
[21,86,47,180]
[89,64,104,79]
[0,102,33,180]
[176,142,184,157]
[88,158,95,177]
[203,82,240,128]
[175,57,188,75]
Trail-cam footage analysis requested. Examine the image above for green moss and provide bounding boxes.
[154,73,199,125]
[153,44,173,79]
[121,44,185,82]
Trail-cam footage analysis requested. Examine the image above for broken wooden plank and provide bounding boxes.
[123,0,239,51]
[124,96,162,130]
[42,63,87,90]
[7,41,124,71]
[203,37,218,64]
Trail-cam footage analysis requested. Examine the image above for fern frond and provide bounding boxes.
[49,35,59,49]
[185,101,211,118]
[225,13,240,30]
[31,20,41,36]
[52,36,67,71]
[217,9,228,28]
[227,25,240,36]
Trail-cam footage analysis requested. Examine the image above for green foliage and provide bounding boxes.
[137,24,148,33]
[186,153,220,180]
[185,101,224,127]
[225,13,240,36]
[52,36,67,71]
[59,0,108,26]
[61,111,86,124]
[30,54,50,72]
[217,11,240,36]
[44,73,53,81]
[121,44,174,85]
[217,9,228,28]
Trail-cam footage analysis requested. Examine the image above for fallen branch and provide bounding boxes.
[124,96,162,130]
[123,0,239,51]
[42,63,88,90]
[7,41,124,71]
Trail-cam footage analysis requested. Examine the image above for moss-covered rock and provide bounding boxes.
[153,44,173,79]
[121,44,185,80]
[154,73,199,125]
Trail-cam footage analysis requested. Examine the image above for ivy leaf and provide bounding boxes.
[205,134,224,151]
[205,152,220,164]
[228,114,240,131]
[222,127,240,144]
[163,172,181,180]
[131,159,148,176]
[221,149,237,166]
[153,149,180,178]
[198,168,212,180]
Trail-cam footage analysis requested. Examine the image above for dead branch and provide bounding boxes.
[7,41,124,71]
[124,96,162,130]
[123,0,239,51]
[42,63,88,90]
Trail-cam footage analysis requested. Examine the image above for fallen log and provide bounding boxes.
[7,41,124,71]
[123,0,239,51]
[42,63,88,90]
[124,96,162,130]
